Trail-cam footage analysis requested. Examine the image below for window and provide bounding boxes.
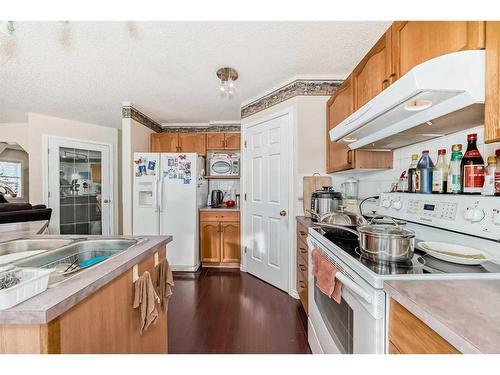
[0,161,22,197]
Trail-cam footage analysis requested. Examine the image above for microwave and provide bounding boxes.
[209,154,240,176]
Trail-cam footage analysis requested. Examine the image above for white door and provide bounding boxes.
[243,112,290,292]
[47,137,113,235]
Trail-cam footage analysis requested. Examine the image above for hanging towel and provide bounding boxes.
[133,271,160,334]
[155,257,175,311]
[311,249,343,304]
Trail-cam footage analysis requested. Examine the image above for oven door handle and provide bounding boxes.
[335,272,373,304]
[307,237,373,305]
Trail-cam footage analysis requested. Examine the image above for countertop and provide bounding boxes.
[200,206,240,212]
[0,229,172,324]
[385,279,500,354]
[296,216,316,227]
[0,220,49,241]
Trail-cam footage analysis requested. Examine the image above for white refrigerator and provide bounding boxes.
[132,152,208,271]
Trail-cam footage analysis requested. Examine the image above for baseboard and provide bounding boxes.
[289,288,299,299]
[170,263,200,272]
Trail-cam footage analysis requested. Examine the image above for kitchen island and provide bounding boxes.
[0,222,172,354]
[385,279,500,354]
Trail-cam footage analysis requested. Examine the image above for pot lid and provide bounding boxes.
[313,186,342,198]
[319,208,364,227]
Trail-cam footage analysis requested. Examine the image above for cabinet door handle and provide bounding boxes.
[347,150,353,165]
[382,78,389,89]
[299,247,307,254]
[299,264,306,272]
[299,231,307,236]
[299,281,306,289]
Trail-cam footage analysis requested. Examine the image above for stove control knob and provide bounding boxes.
[381,199,391,208]
[391,200,403,210]
[493,209,500,225]
[464,207,485,223]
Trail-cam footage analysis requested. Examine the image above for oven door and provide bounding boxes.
[307,237,386,354]
[210,159,232,175]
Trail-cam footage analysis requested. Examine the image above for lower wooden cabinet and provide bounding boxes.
[388,299,460,354]
[296,221,310,314]
[200,211,240,268]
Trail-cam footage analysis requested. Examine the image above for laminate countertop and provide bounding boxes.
[0,220,49,241]
[199,206,240,212]
[0,225,172,324]
[385,279,500,354]
[296,216,316,228]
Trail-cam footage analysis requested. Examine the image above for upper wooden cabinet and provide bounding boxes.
[391,21,485,78]
[150,133,207,155]
[485,21,500,143]
[327,76,355,173]
[178,133,207,155]
[151,133,178,153]
[352,30,394,110]
[206,132,241,150]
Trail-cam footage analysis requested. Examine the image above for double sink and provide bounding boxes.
[0,238,138,286]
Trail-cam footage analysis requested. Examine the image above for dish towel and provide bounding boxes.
[311,249,343,304]
[155,257,175,311]
[133,271,160,334]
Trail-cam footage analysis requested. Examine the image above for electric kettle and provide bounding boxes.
[210,190,224,208]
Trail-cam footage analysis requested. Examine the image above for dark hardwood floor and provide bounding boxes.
[168,267,311,354]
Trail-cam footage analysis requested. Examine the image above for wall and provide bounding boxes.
[0,147,30,202]
[0,123,29,151]
[329,125,500,211]
[121,117,156,234]
[26,113,120,233]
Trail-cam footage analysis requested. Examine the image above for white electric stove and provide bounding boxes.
[307,193,500,354]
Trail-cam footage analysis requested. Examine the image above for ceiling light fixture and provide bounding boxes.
[217,67,238,98]
[0,21,15,36]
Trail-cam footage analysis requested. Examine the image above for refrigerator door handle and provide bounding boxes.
[157,178,163,213]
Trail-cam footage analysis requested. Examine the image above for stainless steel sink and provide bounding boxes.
[14,239,138,286]
[0,239,74,265]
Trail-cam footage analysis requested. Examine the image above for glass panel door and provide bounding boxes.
[59,147,103,235]
[47,137,112,235]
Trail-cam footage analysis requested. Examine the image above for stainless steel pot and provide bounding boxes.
[357,217,415,263]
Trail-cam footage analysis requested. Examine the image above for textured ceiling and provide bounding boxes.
[0,21,390,128]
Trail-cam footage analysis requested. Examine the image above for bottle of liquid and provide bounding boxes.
[416,150,434,194]
[407,154,419,193]
[432,149,448,194]
[495,149,500,196]
[482,156,497,196]
[461,133,485,194]
[447,144,463,194]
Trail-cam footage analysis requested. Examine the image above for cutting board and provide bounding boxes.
[303,174,333,217]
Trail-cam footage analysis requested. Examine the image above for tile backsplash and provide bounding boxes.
[208,180,240,201]
[330,125,500,200]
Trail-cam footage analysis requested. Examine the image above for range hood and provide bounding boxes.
[330,50,485,150]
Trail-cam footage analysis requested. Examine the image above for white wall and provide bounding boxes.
[0,123,29,151]
[121,117,156,234]
[329,125,500,212]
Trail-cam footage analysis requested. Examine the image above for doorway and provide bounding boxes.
[46,137,113,235]
[242,109,292,292]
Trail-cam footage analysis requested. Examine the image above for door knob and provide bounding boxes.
[280,210,287,217]
[103,199,110,203]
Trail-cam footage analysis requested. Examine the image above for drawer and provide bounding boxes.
[296,264,308,314]
[297,222,309,243]
[297,253,308,276]
[297,237,308,265]
[200,211,240,222]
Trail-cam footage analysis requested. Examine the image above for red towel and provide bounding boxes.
[311,249,343,304]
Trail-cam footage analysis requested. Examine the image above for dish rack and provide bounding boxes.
[0,267,53,310]
[40,250,121,271]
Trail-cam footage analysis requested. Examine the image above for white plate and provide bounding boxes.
[418,241,489,265]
